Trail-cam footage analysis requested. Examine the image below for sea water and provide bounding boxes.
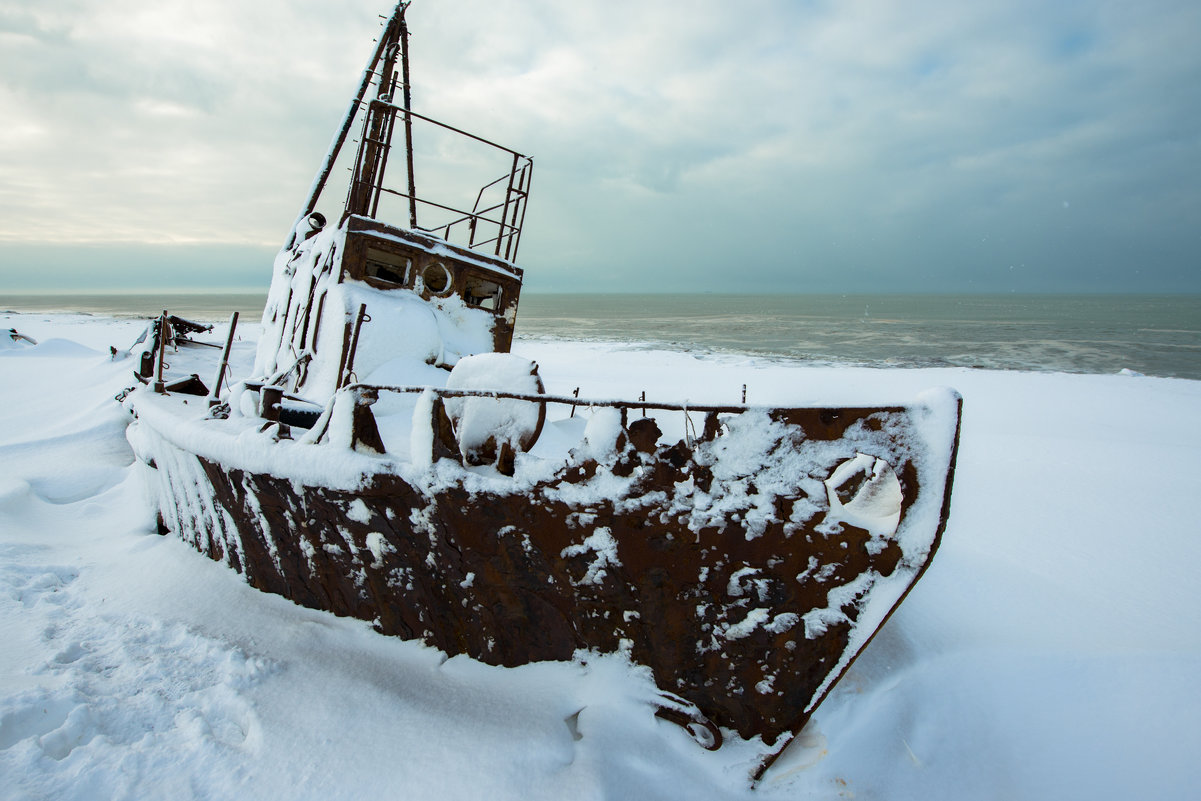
[4,292,1199,380]
[518,294,1201,380]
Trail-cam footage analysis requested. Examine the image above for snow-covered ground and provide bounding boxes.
[2,312,1199,800]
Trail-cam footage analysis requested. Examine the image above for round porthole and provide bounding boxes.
[422,262,452,295]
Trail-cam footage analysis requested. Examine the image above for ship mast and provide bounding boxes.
[282,1,531,261]
[284,1,411,249]
[345,3,409,223]
[399,8,418,230]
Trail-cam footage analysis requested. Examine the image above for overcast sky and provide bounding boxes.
[1,0,1198,293]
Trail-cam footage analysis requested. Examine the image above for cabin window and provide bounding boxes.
[364,247,410,286]
[463,274,502,311]
[421,262,453,295]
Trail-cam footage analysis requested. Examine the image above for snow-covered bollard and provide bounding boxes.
[582,406,626,459]
[229,381,257,419]
[259,386,283,423]
[410,388,459,469]
[328,386,385,454]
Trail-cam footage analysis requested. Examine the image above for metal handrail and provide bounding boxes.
[375,187,521,251]
[348,383,757,416]
[336,11,534,261]
[350,101,532,258]
[366,98,528,159]
[377,187,513,232]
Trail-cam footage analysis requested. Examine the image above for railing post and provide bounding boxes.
[340,304,370,389]
[208,311,239,408]
[509,161,532,261]
[496,152,519,256]
[503,160,530,262]
[153,310,168,394]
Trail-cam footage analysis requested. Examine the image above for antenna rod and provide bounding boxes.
[400,5,418,229]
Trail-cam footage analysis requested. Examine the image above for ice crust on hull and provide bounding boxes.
[128,394,960,775]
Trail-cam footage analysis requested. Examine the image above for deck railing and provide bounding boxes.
[347,98,533,262]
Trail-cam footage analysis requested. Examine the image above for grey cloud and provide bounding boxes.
[1,0,1198,294]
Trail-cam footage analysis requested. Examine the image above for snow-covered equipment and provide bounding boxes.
[124,1,961,783]
[5,328,37,347]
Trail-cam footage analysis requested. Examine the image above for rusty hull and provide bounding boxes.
[140,399,959,777]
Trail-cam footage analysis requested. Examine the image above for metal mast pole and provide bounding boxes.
[284,2,408,249]
[400,6,418,230]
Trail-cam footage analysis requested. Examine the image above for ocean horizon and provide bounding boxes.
[4,291,1199,380]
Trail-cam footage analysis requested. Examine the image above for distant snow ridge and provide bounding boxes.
[0,546,275,798]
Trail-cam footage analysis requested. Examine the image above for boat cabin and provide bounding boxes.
[252,5,533,400]
[341,215,523,353]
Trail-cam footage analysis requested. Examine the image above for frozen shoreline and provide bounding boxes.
[2,314,1200,800]
[9,290,1201,380]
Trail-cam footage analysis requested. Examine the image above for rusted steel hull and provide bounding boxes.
[123,2,962,782]
[134,398,960,775]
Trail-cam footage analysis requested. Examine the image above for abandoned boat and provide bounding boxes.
[124,1,961,782]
